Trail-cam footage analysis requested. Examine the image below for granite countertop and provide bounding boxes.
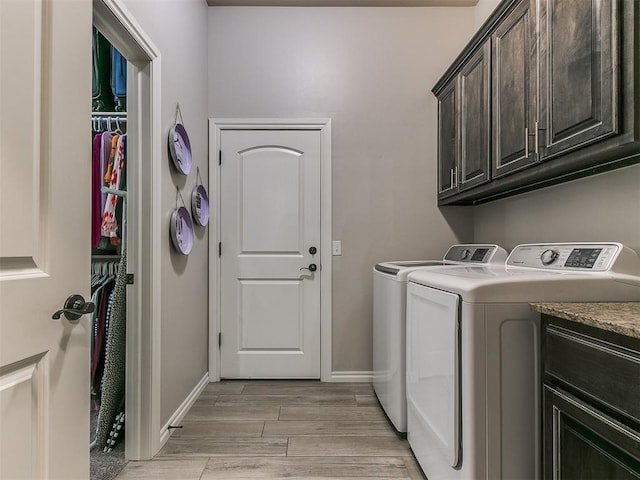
[531,303,640,339]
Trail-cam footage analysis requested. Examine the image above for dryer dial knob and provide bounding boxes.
[461,249,472,260]
[541,249,560,266]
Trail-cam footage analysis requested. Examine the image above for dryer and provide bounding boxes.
[373,244,508,433]
[406,243,640,480]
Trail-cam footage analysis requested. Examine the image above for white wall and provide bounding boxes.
[208,7,476,373]
[121,0,210,425]
[474,0,500,29]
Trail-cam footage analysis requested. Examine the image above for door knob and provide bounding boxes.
[300,263,317,272]
[52,294,96,321]
[309,246,317,255]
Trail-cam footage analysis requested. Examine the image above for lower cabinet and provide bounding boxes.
[543,386,640,479]
[542,316,640,479]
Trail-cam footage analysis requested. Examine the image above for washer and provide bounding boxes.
[373,244,508,433]
[405,242,640,480]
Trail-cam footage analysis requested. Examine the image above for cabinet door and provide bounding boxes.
[543,386,640,480]
[492,0,537,178]
[437,79,459,198]
[459,41,491,191]
[538,0,618,160]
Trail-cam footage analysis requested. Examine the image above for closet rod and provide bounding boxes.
[102,187,127,197]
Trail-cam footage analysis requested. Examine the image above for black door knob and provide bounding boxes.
[309,246,317,255]
[300,263,317,272]
[52,294,96,321]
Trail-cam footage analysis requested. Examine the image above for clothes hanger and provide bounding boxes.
[114,117,124,136]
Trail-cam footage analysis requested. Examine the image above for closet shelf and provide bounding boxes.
[92,254,121,261]
[92,112,128,117]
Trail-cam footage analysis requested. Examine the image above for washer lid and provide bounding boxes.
[374,260,445,275]
[374,244,508,278]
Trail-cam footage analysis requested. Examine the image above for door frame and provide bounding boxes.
[209,119,333,382]
[93,0,162,459]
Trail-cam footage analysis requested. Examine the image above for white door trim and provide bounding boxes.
[209,119,333,382]
[93,0,162,459]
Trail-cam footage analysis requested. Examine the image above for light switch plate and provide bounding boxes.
[332,241,342,256]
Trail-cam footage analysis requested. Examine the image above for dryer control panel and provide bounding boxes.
[443,244,507,264]
[507,243,622,271]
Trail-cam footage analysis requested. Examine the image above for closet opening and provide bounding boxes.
[92,0,162,471]
[90,27,128,478]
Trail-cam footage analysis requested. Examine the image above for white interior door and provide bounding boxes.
[220,129,321,378]
[0,1,91,478]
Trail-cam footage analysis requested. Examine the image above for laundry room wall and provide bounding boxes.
[474,0,500,29]
[473,165,640,253]
[208,7,476,375]
[120,0,210,426]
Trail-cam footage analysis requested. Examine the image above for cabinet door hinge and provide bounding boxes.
[218,242,222,257]
[218,332,222,347]
[219,150,222,165]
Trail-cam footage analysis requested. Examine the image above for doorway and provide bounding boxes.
[210,119,333,382]
[93,0,162,462]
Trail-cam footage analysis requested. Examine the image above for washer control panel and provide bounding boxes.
[507,244,621,271]
[444,245,506,264]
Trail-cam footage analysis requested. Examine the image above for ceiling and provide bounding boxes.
[207,0,477,7]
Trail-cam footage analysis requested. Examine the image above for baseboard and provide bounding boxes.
[330,371,374,382]
[159,373,209,447]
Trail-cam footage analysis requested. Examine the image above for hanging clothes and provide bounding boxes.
[101,135,126,245]
[95,251,127,451]
[104,133,119,185]
[92,134,103,248]
[91,277,115,396]
[100,131,114,215]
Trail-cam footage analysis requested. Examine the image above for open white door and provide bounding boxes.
[220,129,321,378]
[0,1,92,478]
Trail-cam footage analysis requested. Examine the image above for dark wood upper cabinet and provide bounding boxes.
[437,79,458,198]
[492,0,537,178]
[459,41,491,189]
[432,0,639,205]
[538,0,619,160]
[436,41,491,200]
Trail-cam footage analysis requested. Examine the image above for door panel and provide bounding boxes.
[459,40,491,190]
[0,0,45,273]
[437,81,458,198]
[0,355,46,479]
[492,0,537,178]
[0,0,91,478]
[220,130,321,378]
[239,280,303,350]
[241,148,302,253]
[539,0,618,159]
[544,386,640,479]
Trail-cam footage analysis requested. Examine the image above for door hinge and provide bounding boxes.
[219,150,222,165]
[218,332,222,347]
[218,242,222,257]
[126,273,134,285]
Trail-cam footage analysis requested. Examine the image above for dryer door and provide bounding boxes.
[406,283,460,468]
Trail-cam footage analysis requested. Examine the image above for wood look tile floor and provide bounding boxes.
[116,381,426,479]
